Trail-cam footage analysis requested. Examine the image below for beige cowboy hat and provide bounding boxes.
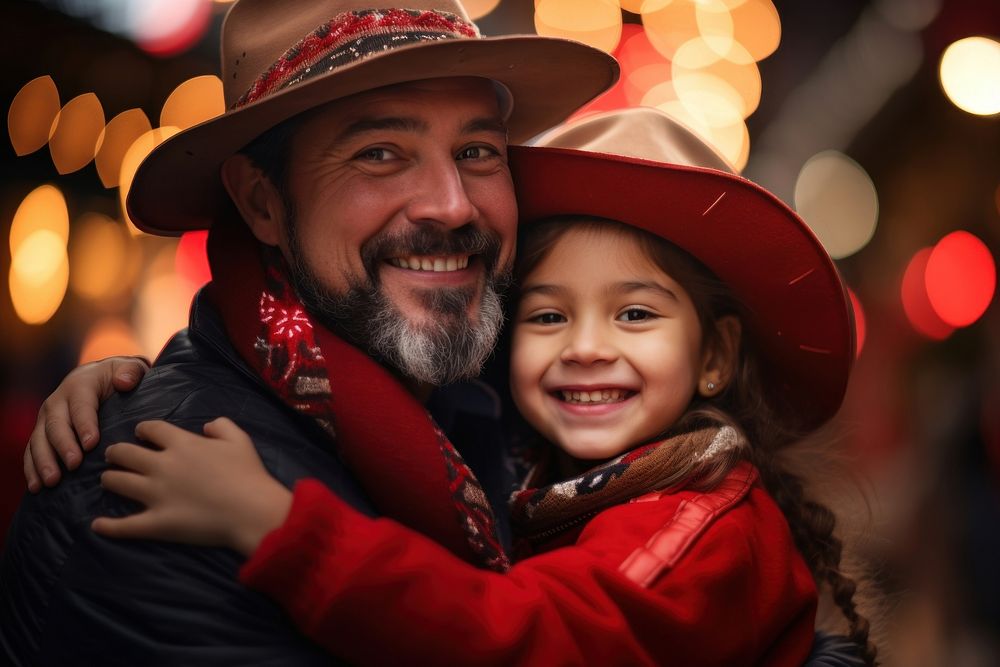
[127,0,619,235]
[509,107,854,430]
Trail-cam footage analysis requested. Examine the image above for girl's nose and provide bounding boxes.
[559,321,619,366]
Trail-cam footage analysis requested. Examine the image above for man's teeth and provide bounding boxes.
[388,255,470,272]
[559,389,630,404]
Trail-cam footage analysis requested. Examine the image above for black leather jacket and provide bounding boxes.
[0,294,376,666]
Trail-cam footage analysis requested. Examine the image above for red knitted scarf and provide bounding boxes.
[204,220,510,572]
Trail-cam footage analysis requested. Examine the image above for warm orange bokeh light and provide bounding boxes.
[534,0,623,54]
[926,231,996,327]
[69,212,139,303]
[118,126,181,233]
[95,109,153,188]
[10,184,69,254]
[79,318,144,364]
[463,0,502,19]
[901,247,955,340]
[728,0,781,63]
[672,39,761,118]
[9,230,69,326]
[49,93,105,174]
[8,75,61,156]
[642,0,702,61]
[160,75,225,131]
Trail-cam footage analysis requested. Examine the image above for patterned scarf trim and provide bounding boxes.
[205,220,509,571]
[510,426,741,541]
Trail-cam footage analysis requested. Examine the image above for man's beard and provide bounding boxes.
[287,221,510,387]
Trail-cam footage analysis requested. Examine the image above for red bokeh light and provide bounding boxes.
[925,230,996,327]
[134,0,212,57]
[175,230,211,288]
[901,247,955,340]
[848,287,866,358]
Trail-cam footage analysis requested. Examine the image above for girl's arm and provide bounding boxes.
[94,419,816,667]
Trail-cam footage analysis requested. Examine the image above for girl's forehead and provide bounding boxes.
[531,225,666,276]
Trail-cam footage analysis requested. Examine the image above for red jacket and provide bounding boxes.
[240,462,816,666]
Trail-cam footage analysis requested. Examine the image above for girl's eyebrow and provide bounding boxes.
[518,283,566,298]
[613,281,679,302]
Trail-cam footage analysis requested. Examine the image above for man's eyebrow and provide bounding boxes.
[332,116,429,144]
[461,116,508,137]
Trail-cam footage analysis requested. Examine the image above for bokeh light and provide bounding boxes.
[901,247,955,340]
[9,230,69,326]
[794,151,879,259]
[69,212,140,303]
[175,230,212,288]
[49,93,105,174]
[644,86,749,170]
[463,0,502,20]
[129,0,213,57]
[534,0,623,54]
[8,76,60,156]
[672,39,761,118]
[159,75,225,131]
[925,230,996,327]
[642,0,702,61]
[726,0,780,63]
[79,318,144,364]
[939,36,1000,116]
[118,126,180,233]
[95,109,152,188]
[10,185,69,254]
[134,244,200,358]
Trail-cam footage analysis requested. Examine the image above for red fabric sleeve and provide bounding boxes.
[240,479,815,667]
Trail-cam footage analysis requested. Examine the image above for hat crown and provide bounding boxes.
[221,0,475,108]
[533,107,736,175]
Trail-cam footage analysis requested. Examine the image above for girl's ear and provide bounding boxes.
[698,315,741,398]
[220,154,286,247]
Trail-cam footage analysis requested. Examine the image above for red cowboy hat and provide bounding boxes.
[127,0,619,235]
[510,107,854,430]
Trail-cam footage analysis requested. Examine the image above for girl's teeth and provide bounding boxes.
[560,389,628,404]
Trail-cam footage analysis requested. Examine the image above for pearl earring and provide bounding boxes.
[706,381,716,392]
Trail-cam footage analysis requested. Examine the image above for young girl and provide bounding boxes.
[37,109,876,665]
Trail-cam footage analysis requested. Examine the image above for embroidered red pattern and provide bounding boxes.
[237,9,479,108]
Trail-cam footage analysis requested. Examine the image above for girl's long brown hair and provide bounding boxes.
[516,217,878,665]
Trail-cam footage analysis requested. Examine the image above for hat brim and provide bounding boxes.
[127,36,618,235]
[509,145,854,431]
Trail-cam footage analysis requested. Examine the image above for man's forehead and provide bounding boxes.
[309,76,504,126]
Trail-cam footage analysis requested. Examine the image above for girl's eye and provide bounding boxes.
[618,308,655,322]
[530,312,565,325]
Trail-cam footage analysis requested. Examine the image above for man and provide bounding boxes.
[0,1,617,663]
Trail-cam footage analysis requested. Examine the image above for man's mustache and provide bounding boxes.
[360,226,505,283]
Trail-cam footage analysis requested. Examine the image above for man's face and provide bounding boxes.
[276,77,518,388]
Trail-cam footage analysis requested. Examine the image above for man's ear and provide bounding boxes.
[220,154,286,247]
[698,315,741,398]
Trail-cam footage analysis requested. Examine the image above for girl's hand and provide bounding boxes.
[25,356,149,492]
[92,418,292,556]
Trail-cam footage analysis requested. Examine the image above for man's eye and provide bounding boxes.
[356,147,396,161]
[457,145,498,160]
[530,312,565,325]
[618,308,654,322]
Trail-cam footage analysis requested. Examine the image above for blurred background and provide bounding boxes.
[1,0,998,663]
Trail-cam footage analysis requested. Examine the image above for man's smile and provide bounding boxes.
[387,254,472,272]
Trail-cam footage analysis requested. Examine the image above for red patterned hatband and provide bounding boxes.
[236,9,480,109]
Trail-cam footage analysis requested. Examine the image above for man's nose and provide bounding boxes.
[560,320,619,366]
[405,156,478,229]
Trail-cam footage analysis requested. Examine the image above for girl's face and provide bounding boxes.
[511,226,716,460]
